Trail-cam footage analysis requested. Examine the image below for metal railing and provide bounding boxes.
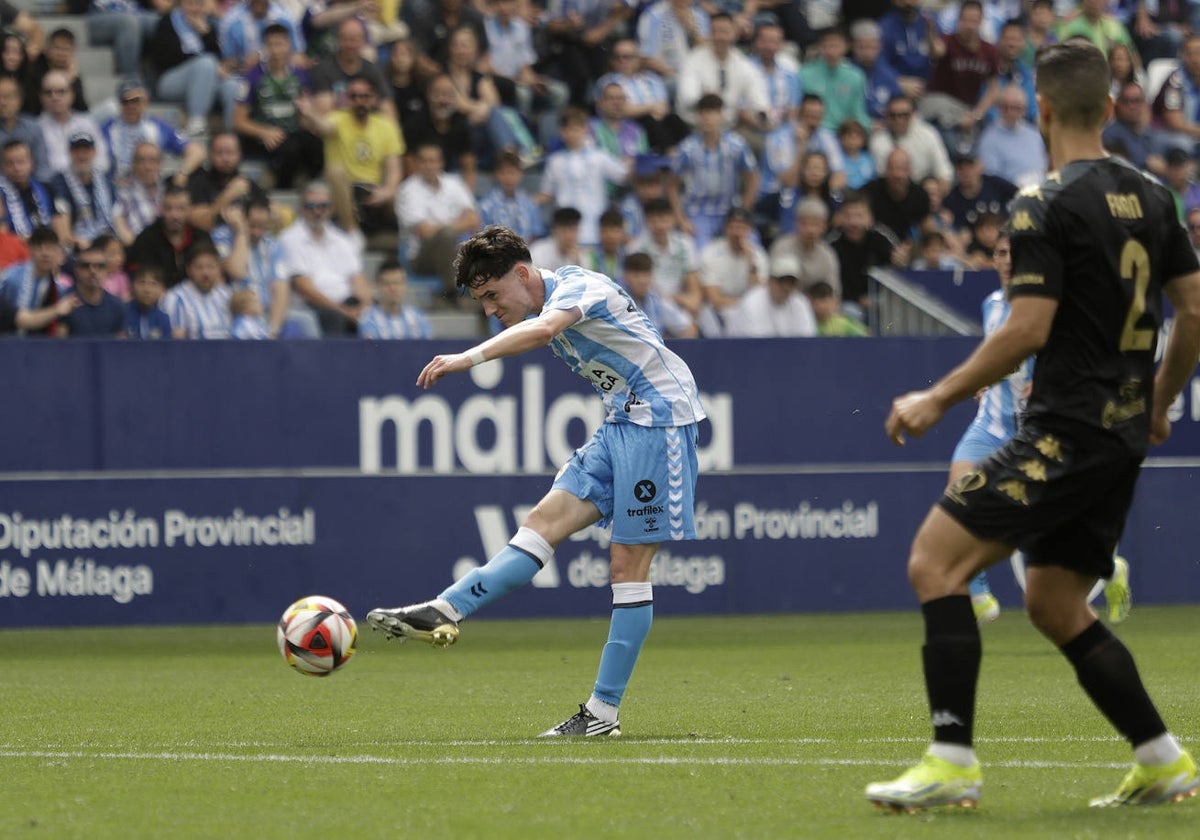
[868,267,983,337]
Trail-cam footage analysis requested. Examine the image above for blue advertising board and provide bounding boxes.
[1,340,1198,627]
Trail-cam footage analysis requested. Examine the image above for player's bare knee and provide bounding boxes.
[1024,591,1088,644]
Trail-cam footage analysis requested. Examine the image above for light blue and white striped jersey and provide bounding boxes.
[637,1,711,76]
[538,265,705,428]
[163,281,233,339]
[968,289,1032,439]
[0,262,69,311]
[358,304,432,339]
[218,1,304,63]
[673,130,756,217]
[478,186,547,243]
[748,56,802,126]
[230,314,270,339]
[593,71,670,109]
[212,224,286,310]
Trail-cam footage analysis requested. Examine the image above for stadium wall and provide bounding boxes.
[1,339,1198,627]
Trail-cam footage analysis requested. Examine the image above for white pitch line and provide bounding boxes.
[0,735,1127,750]
[0,749,1131,770]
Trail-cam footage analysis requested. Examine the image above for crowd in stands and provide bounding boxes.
[4,0,1200,341]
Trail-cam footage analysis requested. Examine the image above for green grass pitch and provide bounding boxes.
[3,607,1199,839]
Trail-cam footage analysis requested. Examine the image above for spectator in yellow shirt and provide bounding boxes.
[302,73,404,238]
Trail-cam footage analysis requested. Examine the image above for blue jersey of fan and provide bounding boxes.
[538,265,706,428]
[953,289,1032,462]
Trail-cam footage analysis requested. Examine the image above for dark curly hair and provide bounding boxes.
[453,225,532,290]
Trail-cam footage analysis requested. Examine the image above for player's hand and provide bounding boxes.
[417,353,472,389]
[886,389,946,446]
[1149,407,1172,447]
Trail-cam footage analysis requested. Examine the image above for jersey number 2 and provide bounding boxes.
[1119,239,1154,352]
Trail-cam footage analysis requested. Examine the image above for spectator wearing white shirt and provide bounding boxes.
[747,18,801,134]
[278,181,372,335]
[35,71,108,177]
[627,196,703,318]
[536,107,630,246]
[698,207,767,336]
[676,12,771,132]
[622,250,697,338]
[396,142,480,305]
[529,206,585,271]
[868,94,953,192]
[637,0,710,94]
[767,196,842,296]
[724,254,818,337]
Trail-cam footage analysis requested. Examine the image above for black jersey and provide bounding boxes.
[1007,156,1199,453]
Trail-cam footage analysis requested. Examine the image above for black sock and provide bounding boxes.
[921,595,982,747]
[1060,620,1166,746]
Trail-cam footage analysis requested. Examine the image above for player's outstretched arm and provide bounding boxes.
[1151,270,1200,446]
[887,296,1056,445]
[417,308,581,389]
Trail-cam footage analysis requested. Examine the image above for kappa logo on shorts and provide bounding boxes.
[945,470,986,505]
[997,479,1031,506]
[634,480,657,503]
[1019,459,1048,481]
[1035,434,1064,462]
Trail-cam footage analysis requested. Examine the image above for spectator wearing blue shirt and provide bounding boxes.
[0,225,70,335]
[990,18,1038,126]
[0,76,51,183]
[125,264,172,339]
[216,199,321,339]
[66,243,126,336]
[229,287,271,339]
[976,85,1047,188]
[358,260,433,339]
[851,18,904,125]
[1103,80,1166,175]
[218,0,304,74]
[100,79,206,184]
[879,0,938,97]
[669,93,759,250]
[942,150,1015,245]
[478,149,547,244]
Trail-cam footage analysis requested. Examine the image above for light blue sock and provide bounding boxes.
[591,582,654,708]
[968,572,991,598]
[440,527,550,619]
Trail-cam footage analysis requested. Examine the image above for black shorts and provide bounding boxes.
[937,420,1143,579]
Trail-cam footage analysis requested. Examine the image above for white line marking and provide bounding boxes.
[0,749,1130,770]
[0,736,1128,749]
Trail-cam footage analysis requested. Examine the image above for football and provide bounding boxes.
[276,595,358,677]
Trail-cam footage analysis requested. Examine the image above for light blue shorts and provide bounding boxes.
[552,422,700,545]
[951,424,1008,464]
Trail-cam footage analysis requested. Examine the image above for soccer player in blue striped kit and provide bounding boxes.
[368,225,706,737]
